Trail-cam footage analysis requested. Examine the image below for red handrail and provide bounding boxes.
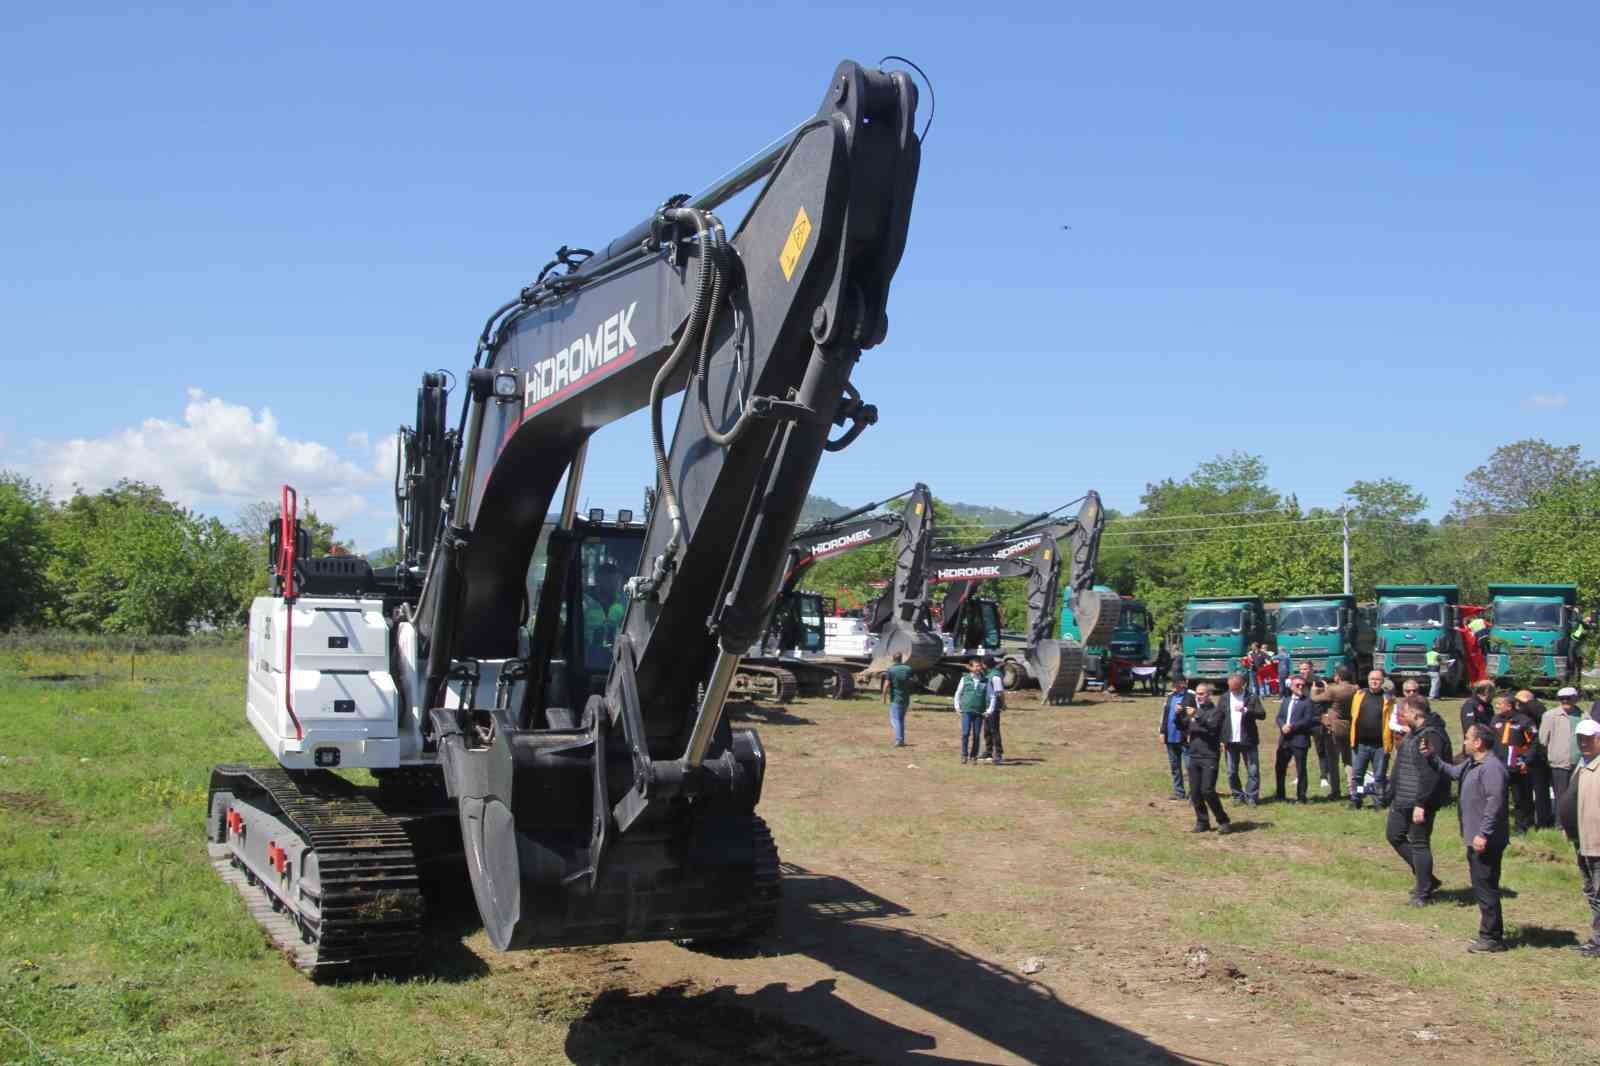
[279,486,303,742]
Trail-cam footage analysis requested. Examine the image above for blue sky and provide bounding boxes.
[3,2,1596,549]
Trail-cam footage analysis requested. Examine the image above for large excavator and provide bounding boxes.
[206,59,921,977]
[732,484,943,700]
[925,495,1118,704]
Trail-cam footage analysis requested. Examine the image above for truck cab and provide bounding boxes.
[1485,583,1579,687]
[1063,588,1151,689]
[1373,584,1462,691]
[1273,594,1371,677]
[1181,596,1267,681]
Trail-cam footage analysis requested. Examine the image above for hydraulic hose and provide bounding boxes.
[646,206,720,561]
[696,215,759,448]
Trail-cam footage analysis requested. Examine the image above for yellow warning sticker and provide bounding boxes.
[914,502,924,516]
[1043,549,1053,562]
[779,205,812,281]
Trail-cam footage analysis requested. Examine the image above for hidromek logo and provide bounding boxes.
[993,536,1041,559]
[811,529,875,558]
[935,565,1002,582]
[524,302,638,407]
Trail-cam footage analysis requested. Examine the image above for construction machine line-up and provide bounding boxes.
[207,59,922,977]
[732,483,943,700]
[925,494,1119,703]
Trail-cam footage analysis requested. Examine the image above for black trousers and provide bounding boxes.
[1312,725,1342,797]
[1385,803,1437,899]
[1508,772,1535,833]
[1274,745,1308,801]
[1188,757,1230,828]
[1552,766,1574,807]
[1466,843,1506,942]
[1529,761,1555,828]
[979,709,1004,759]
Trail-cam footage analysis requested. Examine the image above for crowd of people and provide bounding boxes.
[1158,663,1600,955]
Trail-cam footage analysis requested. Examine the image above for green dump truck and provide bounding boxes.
[1484,583,1580,688]
[1374,584,1466,692]
[1062,587,1152,688]
[1272,594,1374,677]
[1181,596,1268,681]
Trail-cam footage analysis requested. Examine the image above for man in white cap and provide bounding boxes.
[1557,718,1600,957]
[1540,687,1587,804]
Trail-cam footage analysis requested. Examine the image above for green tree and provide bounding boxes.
[1491,471,1600,605]
[1451,438,1594,517]
[1346,478,1432,601]
[0,472,53,630]
[44,480,256,634]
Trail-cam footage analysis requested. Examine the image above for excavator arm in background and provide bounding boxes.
[928,493,1119,703]
[406,60,920,951]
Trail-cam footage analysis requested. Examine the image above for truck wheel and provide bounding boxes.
[1001,661,1024,691]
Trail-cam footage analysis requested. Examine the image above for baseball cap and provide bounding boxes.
[1558,686,1579,699]
[1576,719,1600,738]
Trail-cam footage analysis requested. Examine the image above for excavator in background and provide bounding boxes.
[732,484,943,701]
[207,59,922,976]
[924,494,1119,703]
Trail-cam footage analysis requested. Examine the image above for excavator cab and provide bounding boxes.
[771,591,827,654]
[953,597,1004,652]
[525,517,645,720]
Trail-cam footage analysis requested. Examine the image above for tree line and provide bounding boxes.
[0,477,347,635]
[4,437,1594,639]
[803,439,1599,642]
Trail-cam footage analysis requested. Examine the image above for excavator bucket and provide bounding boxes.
[1073,586,1122,648]
[866,625,943,676]
[1031,639,1086,705]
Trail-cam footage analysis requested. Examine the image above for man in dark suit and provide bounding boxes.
[1184,682,1233,834]
[1274,674,1318,803]
[1221,670,1267,807]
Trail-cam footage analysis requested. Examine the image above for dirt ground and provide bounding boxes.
[522,688,1595,1066]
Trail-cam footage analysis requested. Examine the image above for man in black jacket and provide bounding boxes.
[1273,675,1318,803]
[1424,723,1512,952]
[1184,682,1233,834]
[1221,670,1267,807]
[1459,682,1496,757]
[1386,695,1451,906]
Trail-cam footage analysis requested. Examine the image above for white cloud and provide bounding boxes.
[1522,393,1569,410]
[24,389,390,530]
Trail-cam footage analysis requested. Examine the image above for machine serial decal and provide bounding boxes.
[519,302,640,415]
[779,206,812,281]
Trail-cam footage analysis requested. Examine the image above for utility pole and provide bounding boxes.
[1341,503,1351,595]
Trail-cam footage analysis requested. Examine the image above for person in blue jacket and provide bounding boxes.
[1159,669,1192,801]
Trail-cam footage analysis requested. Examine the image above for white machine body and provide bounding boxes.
[823,616,876,658]
[247,595,424,770]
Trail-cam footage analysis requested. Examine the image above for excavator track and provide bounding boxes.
[207,765,424,980]
[731,664,800,703]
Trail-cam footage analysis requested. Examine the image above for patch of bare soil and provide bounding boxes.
[0,788,72,822]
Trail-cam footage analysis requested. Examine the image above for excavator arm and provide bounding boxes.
[415,60,921,950]
[927,493,1118,702]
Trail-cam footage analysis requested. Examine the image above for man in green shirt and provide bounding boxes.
[583,563,626,669]
[881,652,915,747]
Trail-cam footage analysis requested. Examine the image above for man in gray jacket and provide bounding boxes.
[1423,723,1511,952]
[1540,686,1587,804]
[1557,718,1600,957]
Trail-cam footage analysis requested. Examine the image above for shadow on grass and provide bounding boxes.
[729,702,817,727]
[1220,820,1272,835]
[630,863,1207,1065]
[1513,925,1579,949]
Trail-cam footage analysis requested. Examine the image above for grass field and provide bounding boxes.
[2,642,1596,1064]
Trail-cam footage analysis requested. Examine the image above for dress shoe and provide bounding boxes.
[1189,825,1211,833]
[1466,937,1507,954]
[1217,823,1234,835]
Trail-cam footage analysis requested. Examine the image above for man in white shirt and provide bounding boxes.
[1221,670,1267,808]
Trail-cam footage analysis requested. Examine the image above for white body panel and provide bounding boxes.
[247,595,409,771]
[823,616,875,658]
